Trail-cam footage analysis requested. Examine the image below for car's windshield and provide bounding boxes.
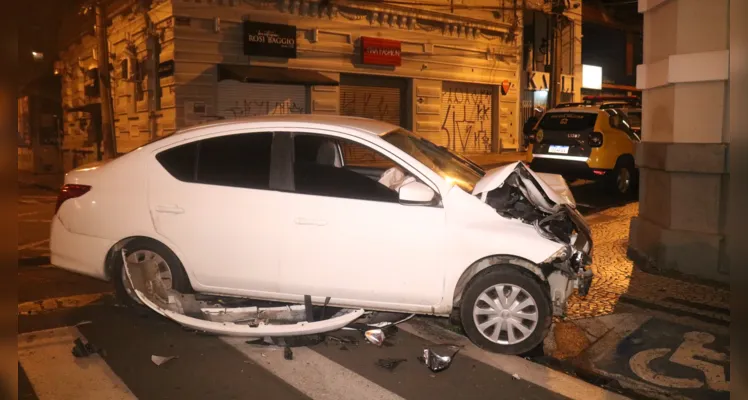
[380,128,485,193]
[538,112,598,131]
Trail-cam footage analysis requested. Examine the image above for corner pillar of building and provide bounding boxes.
[628,0,731,283]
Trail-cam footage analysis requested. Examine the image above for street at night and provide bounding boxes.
[14,0,742,398]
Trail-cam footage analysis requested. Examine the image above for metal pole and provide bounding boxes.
[95,1,116,159]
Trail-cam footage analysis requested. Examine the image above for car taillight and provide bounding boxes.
[588,132,603,147]
[55,184,91,214]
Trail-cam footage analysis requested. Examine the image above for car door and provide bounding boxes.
[276,130,449,311]
[147,130,289,297]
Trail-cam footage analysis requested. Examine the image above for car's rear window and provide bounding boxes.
[627,112,642,127]
[538,112,598,131]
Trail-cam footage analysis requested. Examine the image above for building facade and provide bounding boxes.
[520,0,582,132]
[57,0,530,170]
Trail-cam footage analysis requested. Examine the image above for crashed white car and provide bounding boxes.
[51,115,592,355]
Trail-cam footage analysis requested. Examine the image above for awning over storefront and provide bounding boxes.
[217,64,339,86]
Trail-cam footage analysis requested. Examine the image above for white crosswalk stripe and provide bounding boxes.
[19,327,137,399]
[221,336,404,400]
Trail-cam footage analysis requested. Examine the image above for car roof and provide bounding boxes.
[175,114,399,138]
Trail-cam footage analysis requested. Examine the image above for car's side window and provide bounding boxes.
[156,141,198,182]
[292,133,405,203]
[196,132,274,189]
[340,141,396,169]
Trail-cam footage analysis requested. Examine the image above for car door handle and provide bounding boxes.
[155,205,185,214]
[294,218,327,226]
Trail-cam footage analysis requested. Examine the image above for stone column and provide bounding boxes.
[627,0,731,283]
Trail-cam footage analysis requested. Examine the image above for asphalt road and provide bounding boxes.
[18,181,628,400]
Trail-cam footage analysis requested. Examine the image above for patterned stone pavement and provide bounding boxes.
[565,203,730,320]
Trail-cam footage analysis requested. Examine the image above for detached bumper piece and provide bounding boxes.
[122,251,364,337]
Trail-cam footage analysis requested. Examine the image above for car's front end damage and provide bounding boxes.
[473,162,594,315]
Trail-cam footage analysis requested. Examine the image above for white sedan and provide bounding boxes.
[50,115,593,355]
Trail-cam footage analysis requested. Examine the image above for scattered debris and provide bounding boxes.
[339,344,349,351]
[364,329,385,346]
[418,345,461,373]
[71,338,104,358]
[631,337,644,345]
[512,373,520,380]
[74,320,93,327]
[284,346,294,360]
[151,355,178,366]
[376,358,407,371]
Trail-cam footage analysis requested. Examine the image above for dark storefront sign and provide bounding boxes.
[158,60,175,78]
[360,37,401,66]
[243,21,297,58]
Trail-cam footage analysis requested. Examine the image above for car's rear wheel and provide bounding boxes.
[608,158,636,196]
[112,239,192,306]
[460,267,551,355]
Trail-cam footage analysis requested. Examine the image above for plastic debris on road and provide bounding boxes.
[151,355,178,366]
[418,345,461,373]
[364,329,385,346]
[283,346,293,360]
[71,338,105,358]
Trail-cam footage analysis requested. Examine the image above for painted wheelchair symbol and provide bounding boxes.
[629,331,729,392]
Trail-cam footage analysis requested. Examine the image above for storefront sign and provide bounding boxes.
[158,60,175,78]
[361,37,401,66]
[243,21,297,58]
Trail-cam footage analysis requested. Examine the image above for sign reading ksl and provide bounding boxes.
[361,37,402,66]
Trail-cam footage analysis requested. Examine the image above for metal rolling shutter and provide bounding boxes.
[216,81,307,119]
[440,81,494,154]
[339,76,404,163]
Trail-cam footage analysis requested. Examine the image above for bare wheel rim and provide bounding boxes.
[472,284,539,346]
[121,250,173,302]
[617,167,631,193]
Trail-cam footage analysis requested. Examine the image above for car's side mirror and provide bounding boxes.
[398,181,436,205]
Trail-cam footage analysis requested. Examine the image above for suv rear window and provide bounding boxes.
[538,113,598,131]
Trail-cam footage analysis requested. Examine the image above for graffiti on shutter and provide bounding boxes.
[339,84,401,164]
[440,83,493,153]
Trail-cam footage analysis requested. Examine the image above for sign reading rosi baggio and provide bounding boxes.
[360,37,402,66]
[243,21,297,58]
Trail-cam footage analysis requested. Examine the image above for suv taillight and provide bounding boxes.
[588,132,603,147]
[55,184,91,214]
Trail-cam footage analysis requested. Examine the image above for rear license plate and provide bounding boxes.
[548,145,570,154]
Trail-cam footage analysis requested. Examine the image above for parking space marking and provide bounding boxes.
[630,331,729,391]
[19,327,137,399]
[221,336,405,400]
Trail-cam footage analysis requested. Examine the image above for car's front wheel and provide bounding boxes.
[112,239,192,306]
[460,267,552,355]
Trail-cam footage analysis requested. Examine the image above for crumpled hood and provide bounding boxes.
[471,161,575,207]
